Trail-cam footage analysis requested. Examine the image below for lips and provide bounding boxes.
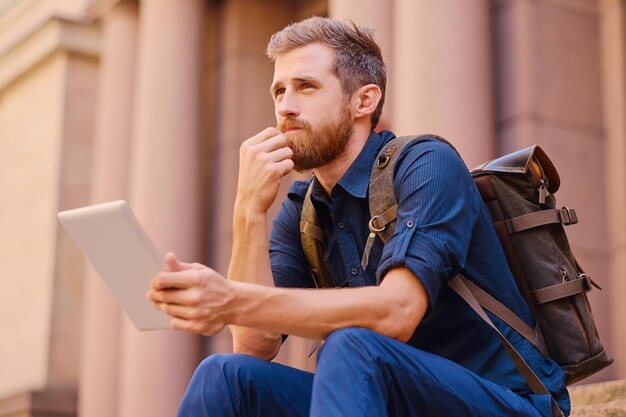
[278,119,307,134]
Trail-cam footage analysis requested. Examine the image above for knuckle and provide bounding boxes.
[192,269,204,283]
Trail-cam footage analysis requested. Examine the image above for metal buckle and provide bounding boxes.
[368,216,386,233]
[376,144,398,169]
[579,274,592,292]
[560,206,578,225]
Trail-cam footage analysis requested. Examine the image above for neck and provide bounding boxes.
[313,123,371,195]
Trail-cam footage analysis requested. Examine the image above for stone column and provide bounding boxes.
[496,0,610,381]
[391,0,495,167]
[78,2,138,417]
[328,0,394,130]
[600,0,626,379]
[118,1,204,416]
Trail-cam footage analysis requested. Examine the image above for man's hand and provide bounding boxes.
[235,127,294,216]
[147,252,235,336]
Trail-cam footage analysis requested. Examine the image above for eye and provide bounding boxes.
[274,88,285,98]
[301,83,315,90]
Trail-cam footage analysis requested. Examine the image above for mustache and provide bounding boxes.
[277,118,309,133]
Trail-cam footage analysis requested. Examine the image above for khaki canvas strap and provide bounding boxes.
[300,181,334,289]
[300,221,325,243]
[502,207,578,234]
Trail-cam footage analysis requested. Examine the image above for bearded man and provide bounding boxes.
[148,17,569,417]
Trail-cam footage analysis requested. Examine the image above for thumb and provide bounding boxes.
[165,252,182,272]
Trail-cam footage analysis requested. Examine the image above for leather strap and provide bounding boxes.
[448,276,564,417]
[532,275,591,305]
[502,208,578,234]
[458,277,547,356]
[447,276,551,395]
[370,204,398,231]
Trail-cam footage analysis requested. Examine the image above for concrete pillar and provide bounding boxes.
[600,0,626,379]
[118,1,204,416]
[328,0,394,130]
[78,2,138,417]
[392,0,495,167]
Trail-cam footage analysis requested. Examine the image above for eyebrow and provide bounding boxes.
[270,76,322,96]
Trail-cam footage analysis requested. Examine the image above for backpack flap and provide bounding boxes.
[472,145,560,205]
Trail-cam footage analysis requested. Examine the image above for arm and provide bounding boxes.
[149,265,428,343]
[226,127,294,360]
[227,210,281,360]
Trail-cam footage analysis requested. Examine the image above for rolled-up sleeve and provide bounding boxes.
[376,139,480,311]
[269,180,316,289]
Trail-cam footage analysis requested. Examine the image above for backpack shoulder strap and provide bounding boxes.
[300,180,335,288]
[362,134,454,268]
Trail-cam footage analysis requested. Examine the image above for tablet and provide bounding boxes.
[58,200,171,330]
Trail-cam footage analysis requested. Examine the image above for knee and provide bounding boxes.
[318,328,381,365]
[194,353,264,382]
[190,353,261,390]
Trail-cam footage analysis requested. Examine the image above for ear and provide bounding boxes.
[352,84,382,120]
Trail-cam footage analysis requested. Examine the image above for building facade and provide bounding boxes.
[0,0,624,416]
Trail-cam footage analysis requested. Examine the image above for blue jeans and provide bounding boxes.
[177,328,554,417]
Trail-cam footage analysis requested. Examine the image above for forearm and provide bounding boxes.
[228,268,428,342]
[227,208,281,359]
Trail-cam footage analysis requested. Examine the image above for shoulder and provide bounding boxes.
[393,136,468,181]
[286,178,313,203]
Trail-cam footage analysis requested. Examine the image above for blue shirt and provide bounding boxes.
[269,130,569,414]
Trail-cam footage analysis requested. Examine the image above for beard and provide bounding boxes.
[278,105,353,172]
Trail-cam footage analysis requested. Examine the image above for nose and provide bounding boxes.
[275,89,300,119]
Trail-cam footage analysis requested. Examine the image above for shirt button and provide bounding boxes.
[407,220,414,228]
[338,222,345,229]
[351,267,358,275]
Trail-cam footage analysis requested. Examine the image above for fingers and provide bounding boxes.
[274,159,295,176]
[241,128,290,155]
[244,127,282,146]
[151,269,204,291]
[170,317,225,336]
[148,286,203,306]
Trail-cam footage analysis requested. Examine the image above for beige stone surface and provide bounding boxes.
[209,0,293,274]
[497,0,603,130]
[0,50,63,401]
[392,0,495,168]
[78,3,138,417]
[118,1,205,416]
[600,0,626,379]
[570,379,626,406]
[568,380,626,416]
[0,0,94,55]
[328,0,394,125]
[0,44,98,399]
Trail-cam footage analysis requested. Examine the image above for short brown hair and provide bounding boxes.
[267,16,386,129]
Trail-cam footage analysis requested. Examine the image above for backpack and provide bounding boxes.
[300,135,613,409]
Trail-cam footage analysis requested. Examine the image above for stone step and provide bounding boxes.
[569,379,626,417]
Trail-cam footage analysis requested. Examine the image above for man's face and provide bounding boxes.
[271,43,354,171]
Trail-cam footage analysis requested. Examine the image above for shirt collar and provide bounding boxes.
[335,130,396,199]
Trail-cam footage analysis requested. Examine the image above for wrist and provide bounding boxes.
[234,201,267,223]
